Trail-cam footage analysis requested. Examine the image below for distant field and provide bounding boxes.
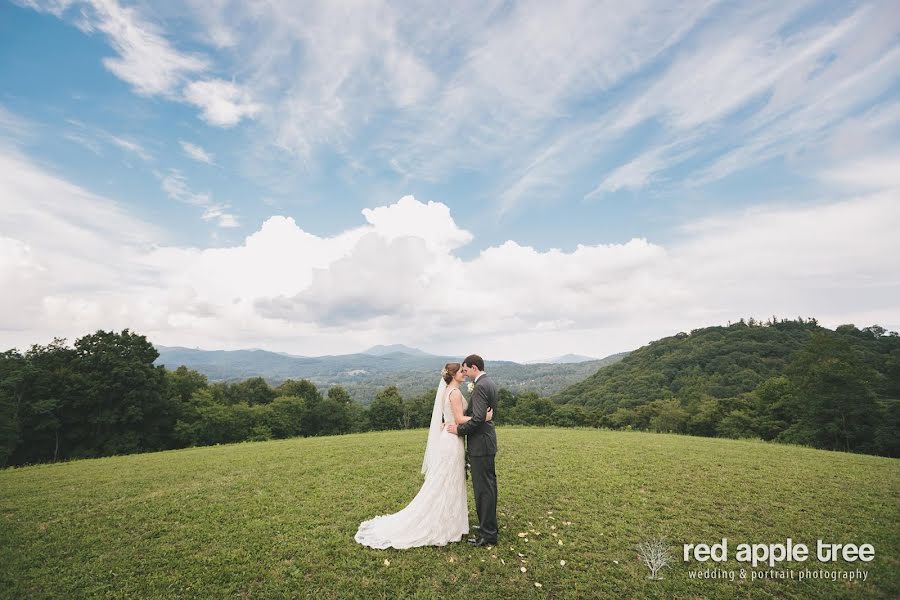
[2,428,897,599]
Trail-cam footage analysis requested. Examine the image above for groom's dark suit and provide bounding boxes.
[455,373,498,543]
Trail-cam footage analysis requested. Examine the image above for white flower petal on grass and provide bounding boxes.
[520,566,527,573]
[560,560,567,566]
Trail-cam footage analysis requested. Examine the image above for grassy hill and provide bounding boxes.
[2,428,897,599]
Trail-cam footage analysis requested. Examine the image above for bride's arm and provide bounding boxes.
[449,389,492,424]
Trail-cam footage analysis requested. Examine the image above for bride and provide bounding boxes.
[354,362,493,549]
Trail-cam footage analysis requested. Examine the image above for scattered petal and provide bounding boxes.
[558,540,563,545]
[550,525,556,530]
[560,560,567,566]
[501,558,506,565]
[518,532,527,538]
[535,582,543,588]
[547,511,553,515]
[520,566,527,573]
[613,560,619,564]
[552,533,558,537]
[518,553,525,557]
[383,559,390,567]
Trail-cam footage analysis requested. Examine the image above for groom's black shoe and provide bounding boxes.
[467,536,496,547]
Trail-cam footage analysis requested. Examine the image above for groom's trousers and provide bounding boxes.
[470,454,498,542]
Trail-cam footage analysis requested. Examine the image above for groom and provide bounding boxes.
[446,354,498,547]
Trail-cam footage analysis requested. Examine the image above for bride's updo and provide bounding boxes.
[442,363,461,384]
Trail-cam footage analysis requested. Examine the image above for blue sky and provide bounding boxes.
[1,0,899,361]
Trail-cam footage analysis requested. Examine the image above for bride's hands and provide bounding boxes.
[486,407,494,422]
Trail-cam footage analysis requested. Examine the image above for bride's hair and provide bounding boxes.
[443,363,461,384]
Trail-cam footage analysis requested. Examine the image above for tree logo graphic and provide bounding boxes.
[637,538,673,580]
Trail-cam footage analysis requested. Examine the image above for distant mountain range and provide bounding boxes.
[525,353,598,364]
[153,344,628,404]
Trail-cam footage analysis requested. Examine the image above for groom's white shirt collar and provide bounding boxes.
[474,372,486,383]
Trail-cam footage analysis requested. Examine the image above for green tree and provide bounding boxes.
[369,386,405,430]
[266,395,305,438]
[347,402,371,433]
[73,329,175,456]
[233,377,276,405]
[785,333,879,452]
[166,365,208,403]
[327,386,352,404]
[648,399,688,433]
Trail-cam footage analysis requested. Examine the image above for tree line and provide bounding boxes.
[2,319,898,468]
[0,329,570,467]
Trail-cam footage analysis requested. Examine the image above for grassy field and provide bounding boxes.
[1,427,898,599]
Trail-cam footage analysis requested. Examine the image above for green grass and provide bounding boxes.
[2,428,898,599]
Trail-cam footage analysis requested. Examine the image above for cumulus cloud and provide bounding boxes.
[3,147,898,359]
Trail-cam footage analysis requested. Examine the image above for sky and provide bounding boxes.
[1,0,899,363]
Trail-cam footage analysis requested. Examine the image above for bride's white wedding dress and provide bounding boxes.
[354,383,469,549]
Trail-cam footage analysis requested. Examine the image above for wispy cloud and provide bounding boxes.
[157,169,238,228]
[107,134,152,161]
[24,0,257,127]
[16,0,900,216]
[179,140,215,165]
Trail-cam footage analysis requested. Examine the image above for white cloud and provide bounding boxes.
[156,169,238,228]
[179,140,215,165]
[158,170,210,206]
[22,0,263,127]
[86,0,208,96]
[107,135,152,161]
[4,149,897,360]
[22,0,900,211]
[183,79,261,127]
[201,204,239,228]
[819,151,900,189]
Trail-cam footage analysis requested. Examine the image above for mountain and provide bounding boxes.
[550,319,899,456]
[153,344,629,404]
[362,344,431,357]
[528,353,602,364]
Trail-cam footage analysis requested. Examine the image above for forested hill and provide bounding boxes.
[552,318,900,456]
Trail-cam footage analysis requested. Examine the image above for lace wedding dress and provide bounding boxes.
[355,383,469,549]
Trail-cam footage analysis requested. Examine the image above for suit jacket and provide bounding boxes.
[455,373,498,456]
